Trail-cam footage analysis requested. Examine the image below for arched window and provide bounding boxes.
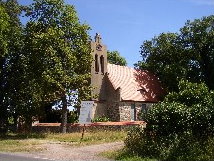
[95,54,99,73]
[100,55,104,74]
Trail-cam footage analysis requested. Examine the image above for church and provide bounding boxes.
[90,33,164,121]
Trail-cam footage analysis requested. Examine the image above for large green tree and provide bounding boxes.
[0,0,23,132]
[180,16,214,90]
[107,50,127,66]
[22,0,92,132]
[136,15,214,92]
[0,4,10,132]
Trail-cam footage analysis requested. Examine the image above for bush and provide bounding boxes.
[92,116,110,122]
[146,80,214,137]
[125,80,214,160]
[125,128,214,161]
[125,126,160,158]
[146,102,190,137]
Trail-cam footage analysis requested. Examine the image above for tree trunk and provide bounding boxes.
[61,94,67,133]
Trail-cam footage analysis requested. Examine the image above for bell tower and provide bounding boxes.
[91,33,107,100]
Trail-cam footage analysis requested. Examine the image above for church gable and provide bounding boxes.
[90,34,164,122]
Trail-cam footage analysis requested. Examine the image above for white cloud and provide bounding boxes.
[188,0,214,6]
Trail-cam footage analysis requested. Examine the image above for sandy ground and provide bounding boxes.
[12,141,124,161]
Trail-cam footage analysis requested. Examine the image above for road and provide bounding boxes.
[0,141,123,161]
[0,153,55,161]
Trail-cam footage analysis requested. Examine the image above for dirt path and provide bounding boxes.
[19,141,124,161]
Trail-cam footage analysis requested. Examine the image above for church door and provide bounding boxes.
[130,104,136,121]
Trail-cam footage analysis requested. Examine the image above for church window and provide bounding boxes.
[131,104,136,121]
[100,55,104,74]
[95,54,99,73]
[141,104,147,120]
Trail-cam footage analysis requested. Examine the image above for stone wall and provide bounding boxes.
[118,102,153,121]
[119,102,131,121]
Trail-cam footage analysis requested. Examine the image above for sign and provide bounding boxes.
[79,101,94,124]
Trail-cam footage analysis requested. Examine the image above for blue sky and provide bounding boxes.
[18,0,214,67]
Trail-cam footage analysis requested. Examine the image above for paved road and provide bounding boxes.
[0,153,55,161]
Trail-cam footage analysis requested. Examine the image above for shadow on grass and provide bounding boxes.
[0,133,47,140]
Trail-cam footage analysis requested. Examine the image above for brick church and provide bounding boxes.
[90,33,164,121]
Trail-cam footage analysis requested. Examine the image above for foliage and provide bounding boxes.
[125,80,214,160]
[0,0,23,133]
[107,50,127,66]
[101,148,157,161]
[136,15,214,92]
[18,0,92,132]
[92,115,110,122]
[0,0,92,133]
[40,107,78,124]
[0,4,10,133]
[145,80,214,137]
[125,129,214,161]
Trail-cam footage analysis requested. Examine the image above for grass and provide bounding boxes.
[45,130,126,145]
[0,139,45,152]
[0,130,126,152]
[100,149,157,161]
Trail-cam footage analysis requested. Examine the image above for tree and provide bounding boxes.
[180,16,214,90]
[136,15,214,92]
[0,0,23,132]
[22,0,92,132]
[0,4,10,133]
[107,50,127,66]
[135,33,187,92]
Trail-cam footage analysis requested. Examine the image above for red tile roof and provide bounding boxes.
[107,64,164,102]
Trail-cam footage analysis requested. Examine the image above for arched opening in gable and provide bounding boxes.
[100,55,104,74]
[95,54,99,73]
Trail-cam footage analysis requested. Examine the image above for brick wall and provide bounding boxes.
[32,121,146,133]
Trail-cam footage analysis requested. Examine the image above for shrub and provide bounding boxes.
[92,116,110,122]
[146,102,190,137]
[125,80,214,160]
[125,126,161,158]
[146,80,214,137]
[125,128,214,161]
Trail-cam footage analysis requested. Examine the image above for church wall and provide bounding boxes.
[106,102,120,121]
[105,76,121,121]
[119,103,131,121]
[118,102,153,121]
[90,34,108,101]
[92,102,107,119]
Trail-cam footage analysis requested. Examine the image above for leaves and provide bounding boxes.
[0,0,92,132]
[107,50,127,66]
[136,15,214,92]
[145,80,214,137]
